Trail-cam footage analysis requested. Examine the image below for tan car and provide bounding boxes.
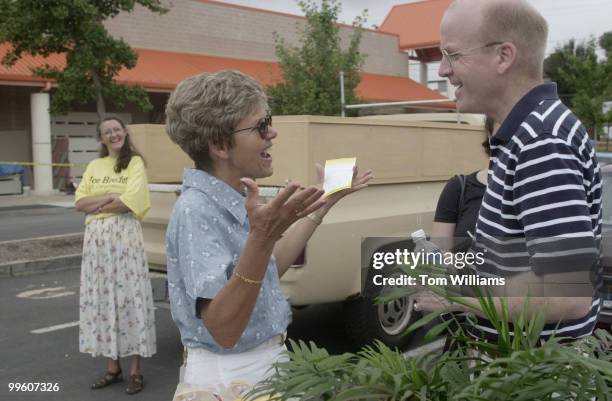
[130,115,488,348]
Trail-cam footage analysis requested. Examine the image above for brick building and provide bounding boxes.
[0,0,451,192]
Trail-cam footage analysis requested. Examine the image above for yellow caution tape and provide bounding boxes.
[0,161,88,167]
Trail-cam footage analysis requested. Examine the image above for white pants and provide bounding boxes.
[173,336,287,401]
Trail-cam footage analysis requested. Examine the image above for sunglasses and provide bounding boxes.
[233,114,272,139]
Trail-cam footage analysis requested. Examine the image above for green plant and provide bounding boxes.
[544,32,612,139]
[249,276,612,401]
[0,0,168,118]
[267,0,366,116]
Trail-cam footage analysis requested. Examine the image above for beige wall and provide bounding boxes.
[105,0,408,77]
[129,116,488,184]
[258,116,488,186]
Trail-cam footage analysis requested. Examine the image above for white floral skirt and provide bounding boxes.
[79,213,156,359]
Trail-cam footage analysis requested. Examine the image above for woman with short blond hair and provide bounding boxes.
[165,70,371,400]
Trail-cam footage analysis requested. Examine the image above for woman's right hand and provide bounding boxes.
[241,178,326,246]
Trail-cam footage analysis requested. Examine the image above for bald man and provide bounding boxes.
[415,0,602,343]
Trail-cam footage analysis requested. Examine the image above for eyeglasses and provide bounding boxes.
[233,114,272,139]
[440,42,503,70]
[101,126,124,137]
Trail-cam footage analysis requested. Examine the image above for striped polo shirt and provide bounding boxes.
[471,83,602,340]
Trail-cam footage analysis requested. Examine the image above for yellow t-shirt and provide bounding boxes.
[75,156,151,224]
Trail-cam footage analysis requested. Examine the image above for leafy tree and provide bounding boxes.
[599,31,612,57]
[0,0,168,119]
[267,0,366,116]
[544,33,612,139]
[544,39,581,107]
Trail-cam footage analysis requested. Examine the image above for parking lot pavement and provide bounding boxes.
[0,204,84,242]
[2,268,438,401]
[1,269,182,401]
[0,270,362,401]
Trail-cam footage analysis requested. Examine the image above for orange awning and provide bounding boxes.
[0,43,452,107]
[357,72,453,108]
[379,0,451,62]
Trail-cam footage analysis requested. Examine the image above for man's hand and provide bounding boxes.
[241,178,326,245]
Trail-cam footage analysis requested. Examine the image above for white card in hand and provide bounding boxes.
[323,158,356,197]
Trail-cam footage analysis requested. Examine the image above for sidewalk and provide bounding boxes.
[0,191,81,277]
[0,191,75,209]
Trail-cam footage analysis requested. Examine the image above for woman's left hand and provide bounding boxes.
[314,163,373,215]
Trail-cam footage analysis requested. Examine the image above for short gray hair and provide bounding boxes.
[481,0,548,79]
[165,70,268,171]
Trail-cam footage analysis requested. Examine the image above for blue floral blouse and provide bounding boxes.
[166,168,291,354]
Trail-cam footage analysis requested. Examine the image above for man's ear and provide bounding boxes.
[497,42,517,75]
[209,141,230,161]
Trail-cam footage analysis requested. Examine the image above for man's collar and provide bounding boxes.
[181,168,247,224]
[492,83,559,144]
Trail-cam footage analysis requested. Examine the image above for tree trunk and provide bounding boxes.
[91,69,106,120]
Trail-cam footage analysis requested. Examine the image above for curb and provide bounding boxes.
[0,232,83,245]
[0,253,81,277]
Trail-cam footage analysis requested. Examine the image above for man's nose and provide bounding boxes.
[438,57,452,78]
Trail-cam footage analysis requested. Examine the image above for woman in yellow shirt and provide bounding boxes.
[75,117,156,395]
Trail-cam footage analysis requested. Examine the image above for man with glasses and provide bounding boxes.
[415,0,601,344]
[164,70,371,399]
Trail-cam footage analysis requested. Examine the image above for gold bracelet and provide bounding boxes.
[234,270,262,285]
[305,213,323,226]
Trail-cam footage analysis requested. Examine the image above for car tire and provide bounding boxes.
[343,292,419,350]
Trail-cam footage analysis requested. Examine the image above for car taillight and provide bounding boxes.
[291,247,306,268]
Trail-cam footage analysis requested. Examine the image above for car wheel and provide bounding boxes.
[343,292,418,350]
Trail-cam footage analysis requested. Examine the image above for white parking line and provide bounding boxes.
[17,287,76,299]
[31,321,79,334]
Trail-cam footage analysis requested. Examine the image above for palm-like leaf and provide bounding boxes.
[250,262,612,401]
